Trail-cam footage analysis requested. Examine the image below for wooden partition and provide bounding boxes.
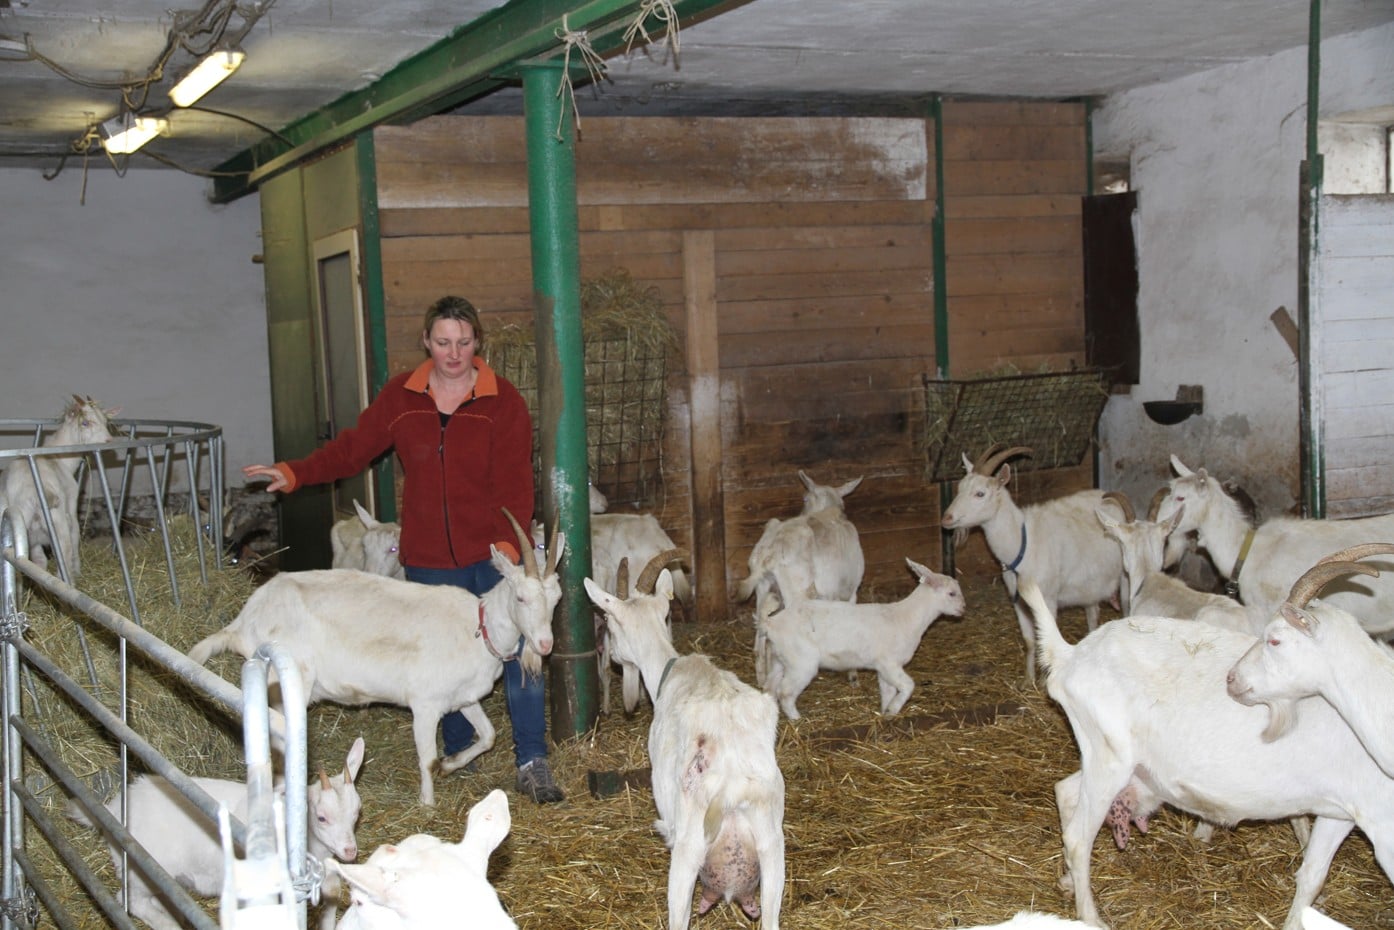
[371,103,1088,613]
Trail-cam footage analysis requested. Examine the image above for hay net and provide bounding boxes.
[488,268,678,510]
[921,368,1109,483]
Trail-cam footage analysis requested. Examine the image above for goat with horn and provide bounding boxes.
[941,443,1125,683]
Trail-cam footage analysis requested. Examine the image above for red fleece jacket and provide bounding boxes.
[277,357,534,570]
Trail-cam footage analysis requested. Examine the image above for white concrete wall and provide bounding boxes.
[1093,21,1394,519]
[0,167,273,491]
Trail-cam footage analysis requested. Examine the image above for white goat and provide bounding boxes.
[940,444,1123,683]
[1158,455,1394,634]
[70,738,365,930]
[189,513,563,806]
[331,500,405,579]
[0,394,114,577]
[756,558,964,719]
[1019,569,1394,930]
[583,555,785,930]
[1228,543,1394,778]
[332,788,514,930]
[1095,493,1264,635]
[593,542,687,716]
[957,913,1093,929]
[735,470,864,685]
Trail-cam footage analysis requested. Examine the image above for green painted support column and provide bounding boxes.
[930,95,956,574]
[1299,0,1326,518]
[523,61,597,741]
[355,133,397,521]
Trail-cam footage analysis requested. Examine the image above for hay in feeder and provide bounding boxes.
[489,268,679,509]
[13,537,1391,930]
[921,368,1110,483]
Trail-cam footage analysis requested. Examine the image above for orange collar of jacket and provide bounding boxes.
[404,357,501,399]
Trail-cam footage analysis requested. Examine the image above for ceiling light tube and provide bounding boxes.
[101,114,169,155]
[169,49,245,107]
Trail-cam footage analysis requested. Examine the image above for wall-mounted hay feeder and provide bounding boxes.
[489,269,679,509]
[921,369,1110,482]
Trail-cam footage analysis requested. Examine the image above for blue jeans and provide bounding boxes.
[404,560,549,768]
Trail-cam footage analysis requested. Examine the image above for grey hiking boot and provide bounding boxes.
[516,757,564,804]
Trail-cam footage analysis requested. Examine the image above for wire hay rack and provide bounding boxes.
[921,368,1110,483]
[489,268,679,510]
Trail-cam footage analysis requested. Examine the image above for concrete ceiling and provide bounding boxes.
[1,0,1391,178]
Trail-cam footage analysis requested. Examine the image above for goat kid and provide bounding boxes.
[584,555,785,930]
[332,788,515,930]
[756,557,964,719]
[190,511,563,806]
[70,737,364,930]
[1159,455,1394,634]
[331,499,405,579]
[1019,571,1394,930]
[941,444,1122,683]
[1228,543,1394,778]
[0,394,115,577]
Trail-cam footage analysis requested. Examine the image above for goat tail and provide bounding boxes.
[187,630,234,666]
[1018,579,1071,674]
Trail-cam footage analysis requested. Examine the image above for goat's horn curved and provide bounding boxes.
[1313,542,1394,567]
[971,442,1006,473]
[1286,560,1382,609]
[636,548,687,595]
[616,557,630,600]
[975,445,1033,477]
[501,507,539,578]
[1147,486,1170,521]
[319,769,331,791]
[544,522,562,576]
[1102,491,1136,523]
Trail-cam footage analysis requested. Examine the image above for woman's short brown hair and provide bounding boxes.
[422,296,484,349]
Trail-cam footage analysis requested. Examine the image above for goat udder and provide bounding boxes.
[698,824,761,916]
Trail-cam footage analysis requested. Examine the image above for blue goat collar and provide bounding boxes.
[1003,523,1028,573]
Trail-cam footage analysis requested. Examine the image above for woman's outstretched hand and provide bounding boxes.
[242,463,289,493]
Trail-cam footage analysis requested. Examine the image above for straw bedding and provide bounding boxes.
[16,525,1391,929]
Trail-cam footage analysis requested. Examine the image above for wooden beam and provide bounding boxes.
[684,229,725,622]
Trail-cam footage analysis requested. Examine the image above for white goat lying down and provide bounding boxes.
[0,394,115,578]
[331,499,404,579]
[332,788,515,930]
[756,557,964,719]
[1095,492,1264,635]
[1159,455,1394,634]
[1019,547,1394,930]
[941,444,1122,683]
[190,511,563,806]
[69,738,365,930]
[584,554,785,930]
[1228,542,1394,778]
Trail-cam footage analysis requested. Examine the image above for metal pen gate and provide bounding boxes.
[0,416,316,929]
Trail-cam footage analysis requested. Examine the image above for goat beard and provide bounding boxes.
[951,527,969,549]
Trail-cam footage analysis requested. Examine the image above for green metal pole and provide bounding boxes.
[930,95,955,573]
[1300,0,1325,518]
[522,61,597,741]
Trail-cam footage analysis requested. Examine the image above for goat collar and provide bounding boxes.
[1224,528,1257,599]
[1002,523,1028,573]
[476,603,521,661]
[656,656,678,699]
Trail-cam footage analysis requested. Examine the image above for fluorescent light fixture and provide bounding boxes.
[169,49,245,107]
[101,114,169,155]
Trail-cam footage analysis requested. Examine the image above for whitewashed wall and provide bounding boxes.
[1093,22,1394,519]
[0,167,273,494]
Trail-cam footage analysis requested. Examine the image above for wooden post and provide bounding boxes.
[684,230,726,621]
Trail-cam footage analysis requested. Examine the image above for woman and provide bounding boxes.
[243,295,564,804]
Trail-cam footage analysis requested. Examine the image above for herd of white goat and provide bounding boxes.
[6,399,1393,930]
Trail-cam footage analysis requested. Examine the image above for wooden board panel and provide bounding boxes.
[944,100,1087,128]
[942,124,1086,162]
[945,253,1081,297]
[377,115,929,208]
[945,216,1084,257]
[942,160,1085,197]
[719,293,930,335]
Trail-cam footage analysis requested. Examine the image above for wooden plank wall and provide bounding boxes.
[940,101,1093,581]
[1317,194,1394,518]
[372,103,1089,609]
